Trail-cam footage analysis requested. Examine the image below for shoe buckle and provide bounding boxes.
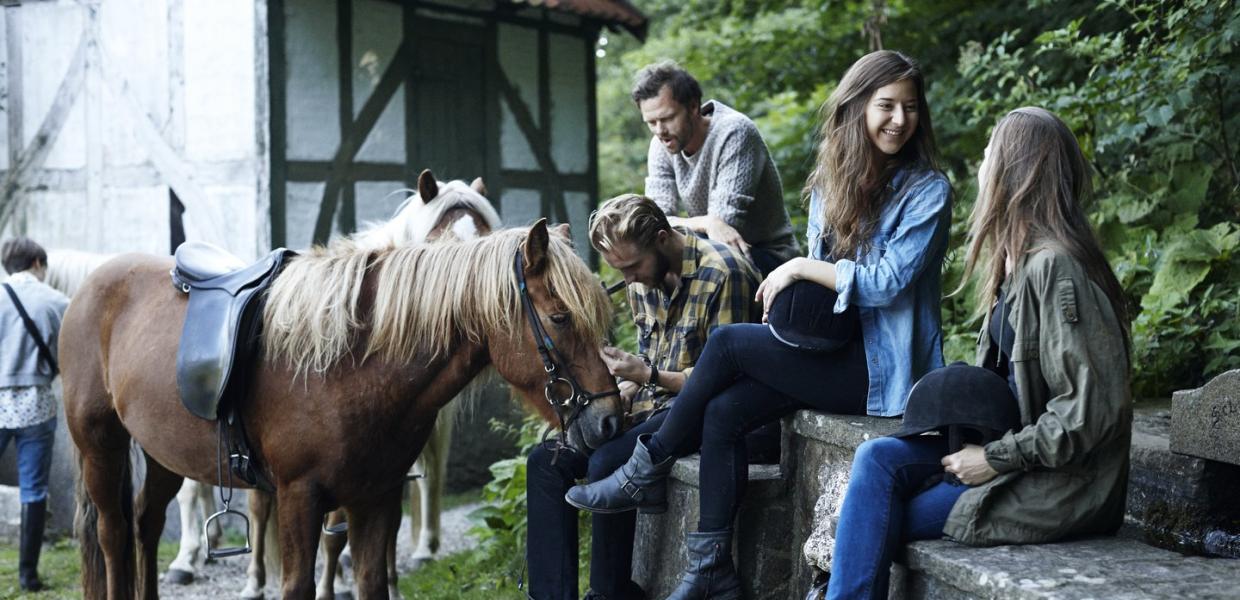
[621,479,642,500]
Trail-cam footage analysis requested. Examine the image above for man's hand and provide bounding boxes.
[618,379,640,403]
[755,258,806,322]
[600,346,650,383]
[941,444,999,486]
[703,217,751,260]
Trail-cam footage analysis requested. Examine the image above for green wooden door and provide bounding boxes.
[411,22,488,184]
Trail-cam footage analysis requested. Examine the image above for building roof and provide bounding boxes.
[508,0,648,40]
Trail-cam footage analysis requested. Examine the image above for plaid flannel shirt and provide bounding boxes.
[627,230,761,413]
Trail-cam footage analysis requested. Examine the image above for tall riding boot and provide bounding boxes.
[565,434,674,514]
[665,530,741,600]
[19,500,47,592]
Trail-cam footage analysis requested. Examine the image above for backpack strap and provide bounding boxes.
[3,283,58,376]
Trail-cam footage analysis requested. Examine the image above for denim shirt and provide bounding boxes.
[806,165,951,416]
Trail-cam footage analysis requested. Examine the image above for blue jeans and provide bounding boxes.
[526,411,672,600]
[0,417,56,503]
[827,436,968,600]
[650,323,868,532]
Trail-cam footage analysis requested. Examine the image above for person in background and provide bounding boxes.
[0,237,70,592]
[635,60,799,276]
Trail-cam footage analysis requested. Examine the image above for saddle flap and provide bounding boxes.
[174,241,247,282]
[176,248,296,420]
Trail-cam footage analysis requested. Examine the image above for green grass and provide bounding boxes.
[0,538,182,600]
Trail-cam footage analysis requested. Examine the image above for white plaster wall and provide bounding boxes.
[353,0,404,163]
[498,23,538,170]
[23,2,84,169]
[355,181,410,229]
[500,188,541,228]
[184,0,257,163]
[0,10,9,170]
[284,181,336,249]
[199,185,261,260]
[549,33,588,175]
[285,0,339,161]
[100,0,169,168]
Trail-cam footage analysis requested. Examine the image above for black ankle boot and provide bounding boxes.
[19,500,47,592]
[666,530,741,600]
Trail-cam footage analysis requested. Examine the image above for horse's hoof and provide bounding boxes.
[164,569,195,585]
[240,587,264,600]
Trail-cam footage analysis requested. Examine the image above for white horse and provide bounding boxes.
[47,171,501,600]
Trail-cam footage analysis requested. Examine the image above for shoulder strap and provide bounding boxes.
[3,283,58,375]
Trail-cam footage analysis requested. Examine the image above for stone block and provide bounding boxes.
[900,537,1240,599]
[1171,369,1240,466]
[632,455,791,600]
[0,484,20,544]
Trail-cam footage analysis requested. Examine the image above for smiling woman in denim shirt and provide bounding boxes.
[565,50,952,600]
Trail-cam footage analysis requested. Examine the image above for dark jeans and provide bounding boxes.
[749,247,786,278]
[650,323,868,532]
[526,412,671,600]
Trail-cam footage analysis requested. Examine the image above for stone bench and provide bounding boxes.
[899,536,1240,599]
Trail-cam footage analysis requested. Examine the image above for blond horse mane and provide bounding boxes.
[262,227,610,377]
[351,180,503,251]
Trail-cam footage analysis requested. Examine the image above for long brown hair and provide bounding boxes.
[961,107,1130,348]
[803,50,939,259]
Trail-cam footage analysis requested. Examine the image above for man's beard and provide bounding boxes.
[654,250,672,291]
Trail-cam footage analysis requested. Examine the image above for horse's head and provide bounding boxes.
[489,220,624,452]
[353,169,502,250]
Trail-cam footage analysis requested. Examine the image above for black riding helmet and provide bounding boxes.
[766,280,858,352]
[891,362,1023,454]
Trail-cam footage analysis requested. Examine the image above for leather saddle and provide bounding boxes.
[171,241,297,421]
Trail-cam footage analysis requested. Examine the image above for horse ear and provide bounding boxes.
[470,177,488,197]
[524,218,550,274]
[550,222,572,241]
[417,169,439,203]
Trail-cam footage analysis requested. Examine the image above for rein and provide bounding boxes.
[513,250,619,461]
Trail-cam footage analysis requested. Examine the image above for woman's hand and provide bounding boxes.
[755,258,806,322]
[941,444,999,486]
[599,346,649,383]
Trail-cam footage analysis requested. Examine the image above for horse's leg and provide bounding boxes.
[80,446,137,600]
[315,511,350,600]
[410,414,453,570]
[135,457,184,600]
[346,488,402,600]
[385,493,403,600]
[276,485,326,600]
[200,483,221,555]
[242,489,274,600]
[165,480,205,584]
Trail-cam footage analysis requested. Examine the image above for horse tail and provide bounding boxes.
[76,447,136,599]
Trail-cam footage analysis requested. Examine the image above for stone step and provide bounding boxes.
[901,536,1240,599]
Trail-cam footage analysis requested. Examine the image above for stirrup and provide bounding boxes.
[203,506,252,558]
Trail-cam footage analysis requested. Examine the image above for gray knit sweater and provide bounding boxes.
[644,100,799,265]
[0,272,69,387]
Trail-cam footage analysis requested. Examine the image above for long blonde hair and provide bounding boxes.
[961,107,1130,347]
[262,227,611,376]
[803,50,939,259]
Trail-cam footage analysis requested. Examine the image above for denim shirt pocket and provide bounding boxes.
[674,317,703,367]
[634,314,657,356]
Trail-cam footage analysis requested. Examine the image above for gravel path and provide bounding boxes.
[158,502,482,599]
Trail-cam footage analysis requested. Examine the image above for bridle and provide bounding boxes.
[513,250,619,457]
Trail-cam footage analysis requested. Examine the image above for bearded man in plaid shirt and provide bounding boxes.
[524,193,768,600]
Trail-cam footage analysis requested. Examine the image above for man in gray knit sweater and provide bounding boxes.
[634,61,798,275]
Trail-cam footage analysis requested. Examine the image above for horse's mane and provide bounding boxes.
[47,249,116,297]
[262,227,609,376]
[350,180,502,251]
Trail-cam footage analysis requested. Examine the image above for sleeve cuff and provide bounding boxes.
[833,259,856,313]
[983,436,1022,474]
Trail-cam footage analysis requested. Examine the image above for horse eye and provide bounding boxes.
[549,313,571,325]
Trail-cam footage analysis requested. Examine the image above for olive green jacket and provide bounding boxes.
[943,244,1132,545]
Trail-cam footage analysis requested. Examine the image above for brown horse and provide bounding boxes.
[63,220,621,599]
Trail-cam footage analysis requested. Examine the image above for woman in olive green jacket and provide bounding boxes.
[825,107,1132,600]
